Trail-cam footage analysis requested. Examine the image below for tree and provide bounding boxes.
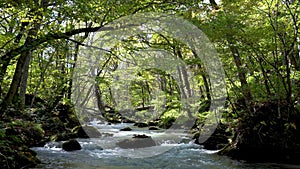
[1,0,198,109]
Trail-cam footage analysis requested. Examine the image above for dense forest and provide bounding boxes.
[0,0,300,168]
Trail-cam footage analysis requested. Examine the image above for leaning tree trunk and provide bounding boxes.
[0,22,26,88]
[1,0,47,108]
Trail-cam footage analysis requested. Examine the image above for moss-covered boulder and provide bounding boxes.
[219,101,300,164]
[117,134,156,149]
[71,125,101,138]
[158,116,176,129]
[50,131,74,141]
[148,121,159,126]
[194,123,231,150]
[0,118,41,168]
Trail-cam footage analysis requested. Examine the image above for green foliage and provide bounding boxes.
[1,0,300,164]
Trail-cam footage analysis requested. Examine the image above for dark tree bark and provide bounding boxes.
[227,36,253,109]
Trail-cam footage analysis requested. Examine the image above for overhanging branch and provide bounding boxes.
[0,25,115,65]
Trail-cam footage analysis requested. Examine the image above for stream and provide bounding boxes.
[31,122,300,169]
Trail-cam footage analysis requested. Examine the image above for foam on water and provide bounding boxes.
[31,123,287,169]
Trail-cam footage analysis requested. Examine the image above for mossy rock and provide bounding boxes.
[148,121,159,126]
[72,125,101,138]
[116,134,156,149]
[50,132,74,141]
[149,126,159,130]
[194,123,231,150]
[133,122,149,128]
[158,117,176,129]
[16,148,41,168]
[0,141,40,169]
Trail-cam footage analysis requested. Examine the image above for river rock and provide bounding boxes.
[102,132,114,137]
[120,127,132,131]
[194,123,231,150]
[62,139,81,151]
[72,125,101,138]
[45,141,62,148]
[149,126,159,130]
[133,122,149,128]
[158,117,176,129]
[116,134,156,149]
[148,121,159,126]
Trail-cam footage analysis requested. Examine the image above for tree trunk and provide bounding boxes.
[227,36,253,109]
[95,83,106,117]
[1,0,47,108]
[19,50,32,107]
[192,50,211,100]
[1,51,28,107]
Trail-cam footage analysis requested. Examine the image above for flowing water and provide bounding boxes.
[31,122,300,169]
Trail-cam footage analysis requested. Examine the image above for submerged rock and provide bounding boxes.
[149,126,159,130]
[120,127,132,131]
[117,134,156,149]
[134,122,149,128]
[62,139,81,151]
[148,121,159,126]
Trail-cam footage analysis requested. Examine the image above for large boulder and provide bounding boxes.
[72,125,101,138]
[194,123,231,150]
[148,121,159,126]
[219,101,300,164]
[62,139,81,151]
[158,117,176,129]
[117,134,156,149]
[50,131,73,141]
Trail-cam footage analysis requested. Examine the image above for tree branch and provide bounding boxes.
[0,25,114,65]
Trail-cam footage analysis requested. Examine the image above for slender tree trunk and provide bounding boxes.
[201,66,211,101]
[67,22,92,99]
[177,48,192,97]
[31,52,54,107]
[175,47,194,120]
[227,36,253,109]
[192,50,211,100]
[2,51,28,107]
[95,84,106,117]
[177,66,187,99]
[19,50,32,106]
[67,42,80,100]
[259,58,271,96]
[18,24,41,107]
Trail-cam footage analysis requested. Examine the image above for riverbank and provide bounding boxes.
[30,122,282,169]
[219,101,300,164]
[1,100,300,168]
[0,102,81,168]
